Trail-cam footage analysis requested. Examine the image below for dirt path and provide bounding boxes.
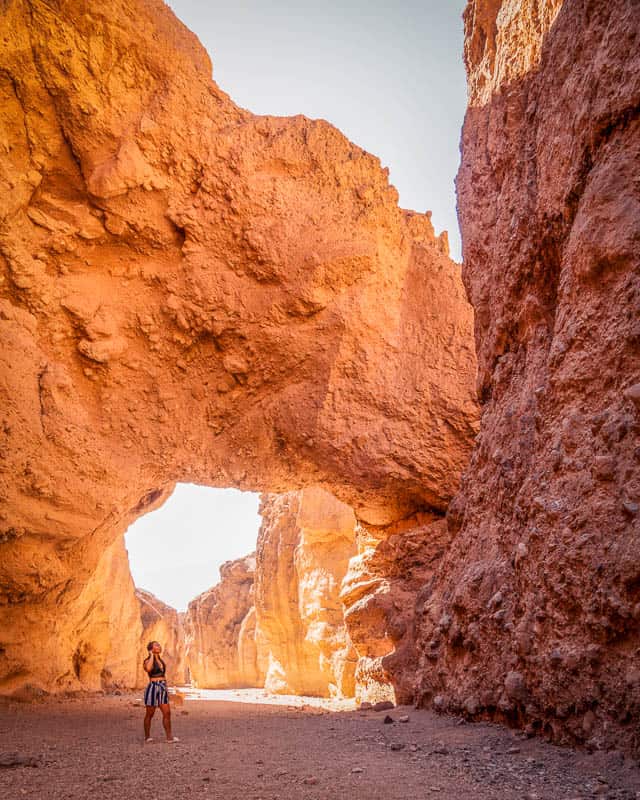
[1,692,639,800]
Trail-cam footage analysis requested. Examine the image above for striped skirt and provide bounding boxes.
[144,680,169,706]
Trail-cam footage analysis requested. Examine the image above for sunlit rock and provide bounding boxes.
[185,554,260,689]
[0,0,477,694]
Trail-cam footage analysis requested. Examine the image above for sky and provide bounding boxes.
[125,0,469,612]
[126,485,262,611]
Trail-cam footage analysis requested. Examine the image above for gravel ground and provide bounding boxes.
[1,691,639,800]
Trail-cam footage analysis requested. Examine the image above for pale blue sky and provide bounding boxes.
[126,0,468,611]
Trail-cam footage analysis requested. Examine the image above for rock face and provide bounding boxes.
[414,0,640,751]
[255,489,357,698]
[184,554,260,689]
[0,0,477,695]
[136,588,187,687]
[76,536,143,691]
[341,515,453,706]
[0,535,142,697]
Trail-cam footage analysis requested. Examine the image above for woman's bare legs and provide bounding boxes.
[144,706,156,739]
[160,703,173,740]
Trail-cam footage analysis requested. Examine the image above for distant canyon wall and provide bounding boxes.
[254,488,357,698]
[184,488,358,699]
[136,588,187,687]
[184,554,260,689]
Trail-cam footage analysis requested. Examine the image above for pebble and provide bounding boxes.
[399,715,410,723]
[351,767,364,774]
[390,742,404,751]
[383,715,394,724]
[302,776,318,785]
[506,746,521,754]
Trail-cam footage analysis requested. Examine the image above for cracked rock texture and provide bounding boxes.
[254,489,358,698]
[0,0,477,695]
[415,0,640,752]
[184,554,260,689]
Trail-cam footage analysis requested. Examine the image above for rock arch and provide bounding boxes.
[0,0,478,694]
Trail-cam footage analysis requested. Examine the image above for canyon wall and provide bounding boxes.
[136,588,187,687]
[0,0,477,695]
[184,554,260,689]
[0,513,187,696]
[255,488,357,698]
[182,488,357,698]
[342,514,454,706]
[414,0,640,751]
[0,535,141,697]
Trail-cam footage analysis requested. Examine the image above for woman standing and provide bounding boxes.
[143,641,179,743]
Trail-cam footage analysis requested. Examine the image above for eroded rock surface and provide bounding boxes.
[255,489,357,698]
[0,536,142,697]
[342,515,453,706]
[0,0,477,694]
[185,554,260,689]
[415,0,640,752]
[136,588,187,687]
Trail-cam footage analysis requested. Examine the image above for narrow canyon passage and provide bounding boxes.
[1,0,639,782]
[1,696,639,800]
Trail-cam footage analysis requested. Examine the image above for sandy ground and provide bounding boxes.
[1,690,639,800]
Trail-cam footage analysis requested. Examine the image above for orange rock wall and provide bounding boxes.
[0,535,142,697]
[342,516,453,706]
[136,588,187,687]
[255,489,357,698]
[184,555,260,689]
[0,0,477,696]
[76,536,143,691]
[414,0,640,751]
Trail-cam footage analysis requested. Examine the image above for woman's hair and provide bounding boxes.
[144,641,165,670]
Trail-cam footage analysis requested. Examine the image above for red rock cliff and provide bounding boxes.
[415,0,640,752]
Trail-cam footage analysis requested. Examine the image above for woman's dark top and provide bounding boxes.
[148,655,166,678]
